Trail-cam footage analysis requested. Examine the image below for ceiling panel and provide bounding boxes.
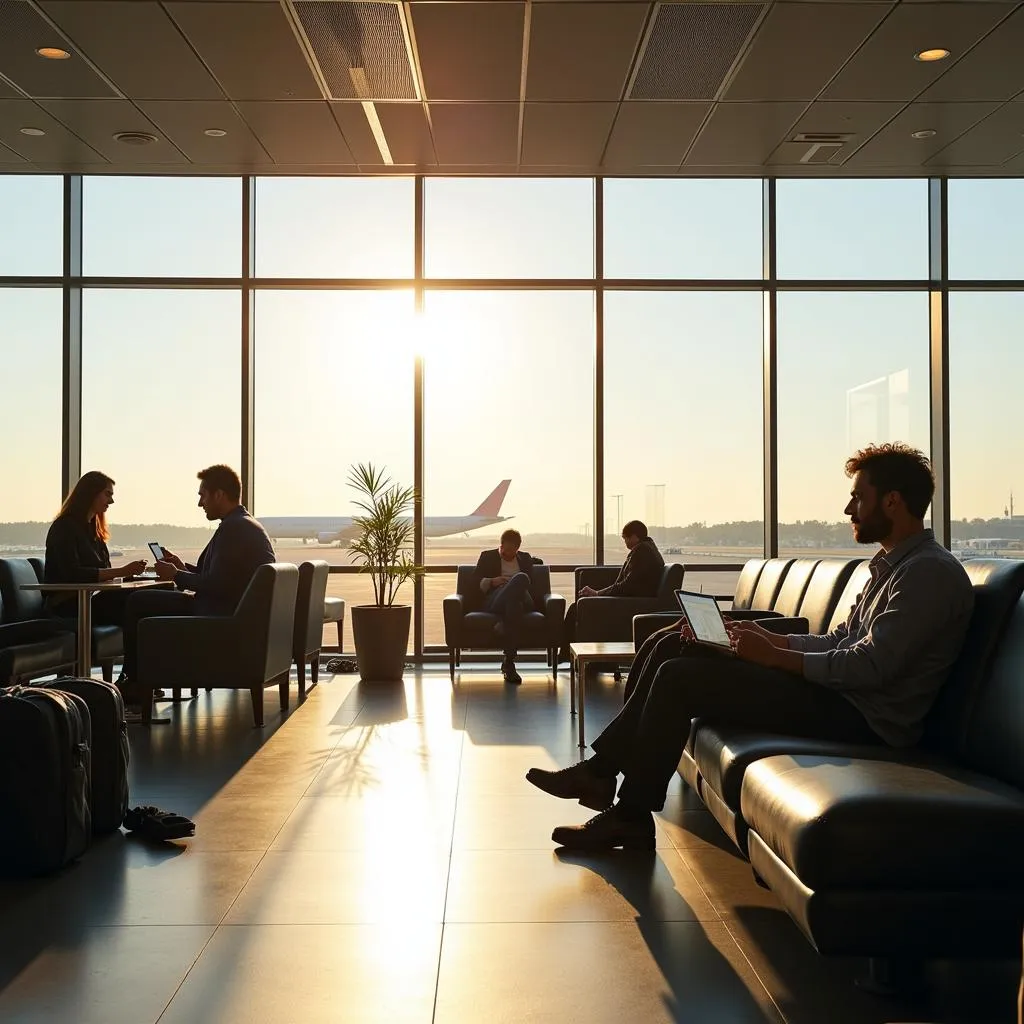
[526,3,648,101]
[375,103,436,165]
[843,101,1001,166]
[411,4,524,101]
[602,101,709,167]
[0,97,106,163]
[685,101,804,165]
[0,76,20,98]
[0,0,117,98]
[926,102,1024,167]
[427,102,518,164]
[236,101,355,164]
[165,2,322,101]
[823,3,1010,102]
[0,141,27,164]
[331,100,385,164]
[766,100,903,165]
[137,101,269,164]
[918,6,1024,103]
[521,101,616,164]
[38,99,186,162]
[724,2,887,101]
[40,2,223,101]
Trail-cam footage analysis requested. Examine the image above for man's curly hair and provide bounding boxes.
[845,443,934,518]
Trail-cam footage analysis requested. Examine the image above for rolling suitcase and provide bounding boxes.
[46,677,129,834]
[0,686,92,875]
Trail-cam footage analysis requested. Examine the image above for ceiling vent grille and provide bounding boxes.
[293,1,417,100]
[629,3,765,101]
[792,132,853,164]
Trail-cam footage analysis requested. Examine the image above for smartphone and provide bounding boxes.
[147,542,165,562]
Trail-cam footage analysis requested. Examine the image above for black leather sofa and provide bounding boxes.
[657,554,1024,960]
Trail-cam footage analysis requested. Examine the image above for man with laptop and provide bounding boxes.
[526,444,975,851]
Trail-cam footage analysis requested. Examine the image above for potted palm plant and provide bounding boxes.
[348,463,422,682]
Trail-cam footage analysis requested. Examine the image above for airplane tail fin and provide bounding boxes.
[471,480,511,518]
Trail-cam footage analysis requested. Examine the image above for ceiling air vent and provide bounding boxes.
[792,132,853,164]
[112,131,158,146]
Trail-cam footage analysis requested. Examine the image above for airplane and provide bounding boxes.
[261,480,513,545]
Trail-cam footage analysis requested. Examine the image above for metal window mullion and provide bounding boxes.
[413,175,425,659]
[241,177,256,511]
[928,177,951,549]
[762,178,778,558]
[62,174,83,498]
[594,177,604,566]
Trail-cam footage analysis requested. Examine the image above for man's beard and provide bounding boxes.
[853,508,892,545]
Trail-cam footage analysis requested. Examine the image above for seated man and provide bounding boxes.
[527,443,975,850]
[118,464,275,706]
[472,528,536,686]
[558,519,664,663]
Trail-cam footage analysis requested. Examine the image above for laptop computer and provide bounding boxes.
[674,589,736,656]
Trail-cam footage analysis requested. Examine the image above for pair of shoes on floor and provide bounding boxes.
[551,804,656,852]
[501,658,522,685]
[324,657,358,674]
[123,805,196,842]
[526,760,615,811]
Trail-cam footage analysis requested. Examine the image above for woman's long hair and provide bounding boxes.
[57,471,115,542]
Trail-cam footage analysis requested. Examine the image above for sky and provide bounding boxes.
[1,174,1022,534]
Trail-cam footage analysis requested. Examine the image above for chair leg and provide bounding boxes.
[172,686,181,701]
[101,661,113,683]
[297,657,306,699]
[310,650,320,688]
[551,648,558,680]
[449,648,456,683]
[250,686,264,727]
[337,619,343,652]
[279,672,290,712]
[141,690,153,725]
[190,687,198,698]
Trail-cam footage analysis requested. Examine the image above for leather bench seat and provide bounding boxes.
[0,632,76,681]
[742,753,1024,891]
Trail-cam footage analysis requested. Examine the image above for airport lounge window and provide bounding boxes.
[0,174,63,276]
[948,179,1024,280]
[949,292,1024,560]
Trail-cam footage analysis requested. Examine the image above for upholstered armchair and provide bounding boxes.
[573,562,685,644]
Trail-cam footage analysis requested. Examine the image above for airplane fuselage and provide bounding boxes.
[260,514,509,544]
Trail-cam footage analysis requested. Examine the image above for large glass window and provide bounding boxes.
[948,181,1024,281]
[422,290,594,645]
[424,179,594,279]
[83,177,241,277]
[81,291,241,561]
[255,178,414,279]
[950,292,1024,559]
[777,292,930,551]
[0,176,63,276]
[0,290,63,545]
[776,180,929,280]
[604,292,763,563]
[603,179,763,280]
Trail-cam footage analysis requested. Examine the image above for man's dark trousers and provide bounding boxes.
[121,589,197,680]
[483,572,533,657]
[593,645,881,812]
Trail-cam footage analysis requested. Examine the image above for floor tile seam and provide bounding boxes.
[714,915,791,1024]
[152,923,221,1024]
[662,844,729,924]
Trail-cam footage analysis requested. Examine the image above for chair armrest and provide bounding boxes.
[633,613,682,650]
[0,619,75,646]
[724,608,782,621]
[137,616,244,687]
[576,596,667,642]
[443,594,465,646]
[543,593,566,642]
[574,566,620,597]
[756,615,809,635]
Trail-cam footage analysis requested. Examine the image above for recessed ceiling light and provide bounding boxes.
[911,129,937,139]
[112,131,158,146]
[914,48,950,62]
[19,127,46,137]
[36,46,71,60]
[203,128,227,138]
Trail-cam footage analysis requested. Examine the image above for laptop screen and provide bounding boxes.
[674,590,731,648]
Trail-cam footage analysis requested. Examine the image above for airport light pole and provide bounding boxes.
[611,494,623,537]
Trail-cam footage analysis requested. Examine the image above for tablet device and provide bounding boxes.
[674,590,735,655]
[147,542,165,562]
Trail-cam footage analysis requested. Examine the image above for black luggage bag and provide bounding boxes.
[46,677,129,834]
[0,686,92,875]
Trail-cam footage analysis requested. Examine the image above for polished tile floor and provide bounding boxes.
[0,666,1017,1023]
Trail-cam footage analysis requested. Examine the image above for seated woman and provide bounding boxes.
[44,471,147,627]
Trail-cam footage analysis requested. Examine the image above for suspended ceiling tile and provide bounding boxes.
[427,102,518,164]
[844,101,1001,167]
[724,2,888,101]
[38,99,186,162]
[602,101,710,167]
[165,2,322,101]
[927,102,1024,167]
[0,0,117,98]
[822,3,1010,102]
[521,101,617,164]
[685,101,804,165]
[0,98,106,162]
[790,99,905,138]
[137,101,268,165]
[526,3,649,101]
[235,101,355,164]
[0,141,26,164]
[39,1,223,101]
[919,6,1024,103]
[411,3,524,101]
[0,77,20,98]
[375,102,436,165]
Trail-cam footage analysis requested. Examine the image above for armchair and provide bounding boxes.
[443,564,565,682]
[294,560,329,698]
[573,562,685,644]
[136,562,298,727]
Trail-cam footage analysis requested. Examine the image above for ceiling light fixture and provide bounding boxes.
[914,48,950,62]
[203,128,227,138]
[19,127,46,136]
[36,46,71,60]
[349,67,394,166]
[911,129,937,139]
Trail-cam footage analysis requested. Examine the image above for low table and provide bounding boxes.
[569,641,636,749]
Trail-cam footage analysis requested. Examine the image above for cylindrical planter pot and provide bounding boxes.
[351,604,411,682]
